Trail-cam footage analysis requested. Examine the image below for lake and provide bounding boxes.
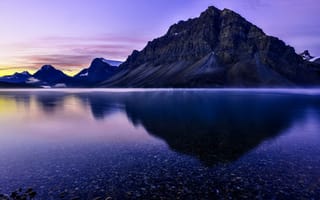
[0,89,319,199]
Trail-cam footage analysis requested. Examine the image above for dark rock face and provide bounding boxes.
[101,6,320,88]
[33,65,70,85]
[74,58,119,85]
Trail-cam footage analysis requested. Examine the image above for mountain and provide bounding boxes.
[1,6,319,88]
[33,65,71,85]
[74,58,120,85]
[100,6,320,88]
[0,58,122,88]
[0,66,70,88]
[0,71,32,84]
[0,71,41,88]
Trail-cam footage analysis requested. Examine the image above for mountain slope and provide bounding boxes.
[101,6,320,88]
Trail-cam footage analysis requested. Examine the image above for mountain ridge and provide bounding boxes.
[0,58,123,88]
[74,58,120,85]
[100,6,320,87]
[0,6,319,88]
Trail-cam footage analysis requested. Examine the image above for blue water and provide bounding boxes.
[0,89,319,199]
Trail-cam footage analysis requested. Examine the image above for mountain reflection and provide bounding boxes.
[2,90,320,166]
[122,92,320,166]
[78,93,123,120]
[35,94,66,113]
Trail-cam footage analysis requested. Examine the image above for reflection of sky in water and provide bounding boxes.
[0,94,157,145]
[0,89,319,199]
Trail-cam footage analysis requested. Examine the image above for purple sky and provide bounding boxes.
[0,0,319,75]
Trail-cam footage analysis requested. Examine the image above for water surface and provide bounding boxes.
[0,89,320,199]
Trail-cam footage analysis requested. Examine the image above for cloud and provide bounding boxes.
[22,55,94,67]
[39,34,149,45]
[1,34,151,71]
[0,66,39,71]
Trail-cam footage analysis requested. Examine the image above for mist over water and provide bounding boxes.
[0,89,319,199]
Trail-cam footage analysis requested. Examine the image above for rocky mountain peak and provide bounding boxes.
[21,71,31,76]
[34,65,69,84]
[13,71,31,77]
[221,8,241,16]
[199,6,221,19]
[119,5,296,70]
[88,58,117,72]
[73,58,120,84]
[40,65,55,71]
[101,6,320,87]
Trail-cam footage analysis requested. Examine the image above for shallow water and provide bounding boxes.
[0,89,319,199]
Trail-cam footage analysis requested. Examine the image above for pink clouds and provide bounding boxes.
[0,0,319,74]
[6,34,150,69]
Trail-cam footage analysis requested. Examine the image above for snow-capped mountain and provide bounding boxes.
[0,58,123,88]
[74,58,120,85]
[101,59,123,67]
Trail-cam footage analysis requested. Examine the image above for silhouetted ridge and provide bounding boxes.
[74,58,120,85]
[33,65,70,84]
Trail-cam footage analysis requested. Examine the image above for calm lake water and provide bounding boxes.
[0,89,320,199]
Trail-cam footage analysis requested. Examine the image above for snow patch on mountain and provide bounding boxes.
[101,58,123,67]
[310,57,320,62]
[79,72,88,77]
[26,77,40,84]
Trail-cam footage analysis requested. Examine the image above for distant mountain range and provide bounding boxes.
[1,6,319,88]
[0,59,122,88]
